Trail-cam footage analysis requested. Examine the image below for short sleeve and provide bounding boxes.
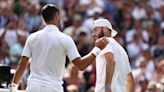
[125,54,132,74]
[64,36,81,62]
[126,61,132,73]
[101,43,113,55]
[21,36,32,58]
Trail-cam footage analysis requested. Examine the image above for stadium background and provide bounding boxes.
[0,0,164,92]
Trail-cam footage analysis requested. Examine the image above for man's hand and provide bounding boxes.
[95,37,109,50]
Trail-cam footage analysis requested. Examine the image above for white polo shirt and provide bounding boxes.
[95,37,131,92]
[21,25,81,91]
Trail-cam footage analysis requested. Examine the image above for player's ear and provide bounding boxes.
[56,12,60,20]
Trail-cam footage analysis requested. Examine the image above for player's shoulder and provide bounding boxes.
[58,33,75,48]
[27,30,43,40]
[28,31,39,37]
[107,37,122,48]
[107,37,115,44]
[59,32,74,42]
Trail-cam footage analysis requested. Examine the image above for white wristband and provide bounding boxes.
[91,47,101,56]
[11,83,18,89]
[9,83,18,92]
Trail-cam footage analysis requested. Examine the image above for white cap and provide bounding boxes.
[92,19,118,37]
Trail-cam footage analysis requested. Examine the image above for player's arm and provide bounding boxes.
[65,37,108,71]
[104,52,115,92]
[12,56,29,84]
[73,38,108,70]
[72,52,96,71]
[126,72,135,92]
[11,36,32,91]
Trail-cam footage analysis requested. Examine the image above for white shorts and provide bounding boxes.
[26,84,63,92]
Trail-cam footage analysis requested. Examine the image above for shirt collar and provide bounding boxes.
[44,24,60,32]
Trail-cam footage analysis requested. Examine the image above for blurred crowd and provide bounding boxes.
[0,0,164,92]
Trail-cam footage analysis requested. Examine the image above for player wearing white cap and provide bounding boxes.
[92,19,135,92]
[10,4,109,92]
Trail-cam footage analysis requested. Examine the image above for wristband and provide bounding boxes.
[11,83,18,89]
[105,83,111,89]
[91,47,101,56]
[9,83,18,92]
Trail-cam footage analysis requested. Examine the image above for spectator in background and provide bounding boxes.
[63,14,85,41]
[9,35,27,69]
[101,11,111,22]
[131,1,146,20]
[127,32,149,69]
[13,0,28,17]
[65,65,85,92]
[121,14,133,48]
[133,58,148,82]
[83,62,96,91]
[135,77,148,92]
[24,3,42,33]
[146,21,157,46]
[0,18,18,48]
[103,0,118,20]
[151,35,164,61]
[126,19,149,44]
[0,40,10,65]
[64,0,79,12]
[148,0,163,9]
[0,0,17,28]
[135,50,155,81]
[79,0,104,13]
[155,59,164,82]
[63,8,76,28]
[133,60,148,92]
[76,32,90,57]
[146,81,164,92]
[17,17,29,37]
[160,3,164,33]
[145,6,161,22]
[82,7,103,42]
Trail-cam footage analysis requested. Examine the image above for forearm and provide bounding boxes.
[72,47,100,71]
[12,63,28,84]
[12,57,29,84]
[73,53,96,71]
[80,53,96,70]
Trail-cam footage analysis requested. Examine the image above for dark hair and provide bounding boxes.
[78,31,87,36]
[41,4,60,22]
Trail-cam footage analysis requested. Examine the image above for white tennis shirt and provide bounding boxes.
[21,25,81,91]
[95,37,131,92]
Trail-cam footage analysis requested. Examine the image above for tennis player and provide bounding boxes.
[10,4,108,92]
[92,19,135,92]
